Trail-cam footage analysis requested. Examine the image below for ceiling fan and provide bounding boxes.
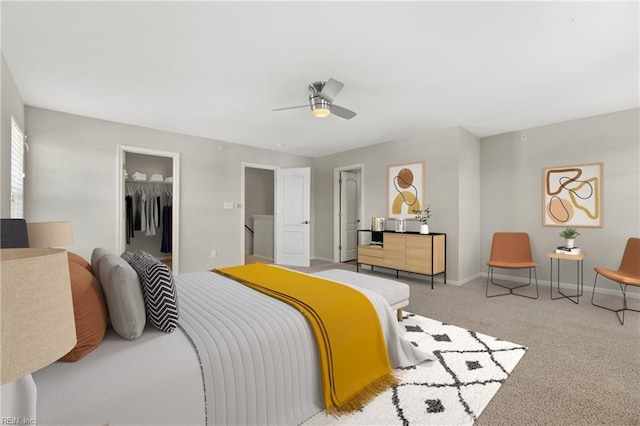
[273,78,357,120]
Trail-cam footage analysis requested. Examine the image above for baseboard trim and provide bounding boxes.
[251,254,274,262]
[312,256,335,263]
[481,271,640,300]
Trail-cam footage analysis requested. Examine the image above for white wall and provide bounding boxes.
[312,127,480,283]
[458,128,482,282]
[1,55,25,217]
[17,102,640,287]
[480,108,640,291]
[24,107,312,273]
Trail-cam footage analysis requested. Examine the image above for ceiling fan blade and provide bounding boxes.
[272,105,308,111]
[319,78,344,102]
[330,104,357,120]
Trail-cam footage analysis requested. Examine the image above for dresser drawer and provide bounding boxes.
[358,255,385,267]
[358,245,383,258]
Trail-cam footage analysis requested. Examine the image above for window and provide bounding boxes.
[10,116,26,218]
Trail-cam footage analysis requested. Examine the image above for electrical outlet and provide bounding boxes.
[210,250,217,258]
[223,202,233,209]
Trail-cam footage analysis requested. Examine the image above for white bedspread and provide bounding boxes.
[33,269,431,426]
[177,270,431,425]
[34,325,205,426]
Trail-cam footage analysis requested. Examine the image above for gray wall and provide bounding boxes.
[10,97,639,288]
[312,127,481,282]
[458,128,482,281]
[23,107,312,273]
[480,109,640,292]
[1,55,25,217]
[312,109,639,288]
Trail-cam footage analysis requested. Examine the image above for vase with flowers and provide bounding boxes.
[413,205,431,234]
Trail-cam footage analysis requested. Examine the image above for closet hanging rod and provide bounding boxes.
[125,180,172,184]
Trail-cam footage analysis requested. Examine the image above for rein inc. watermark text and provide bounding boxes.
[1,418,35,425]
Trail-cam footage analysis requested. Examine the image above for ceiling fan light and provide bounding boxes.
[310,96,331,118]
[312,107,330,118]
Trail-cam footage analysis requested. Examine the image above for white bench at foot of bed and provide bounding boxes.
[311,269,410,321]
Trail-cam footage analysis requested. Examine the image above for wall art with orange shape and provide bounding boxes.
[543,162,603,227]
[388,161,425,219]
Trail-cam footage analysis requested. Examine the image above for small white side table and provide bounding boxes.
[548,252,586,304]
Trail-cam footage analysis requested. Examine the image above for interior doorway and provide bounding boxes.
[241,162,276,264]
[117,145,180,273]
[333,164,364,262]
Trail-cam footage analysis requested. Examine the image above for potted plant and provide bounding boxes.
[560,227,580,248]
[413,205,431,234]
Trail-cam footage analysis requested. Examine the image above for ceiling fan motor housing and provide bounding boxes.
[308,81,326,94]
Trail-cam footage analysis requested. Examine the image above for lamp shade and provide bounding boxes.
[27,221,73,248]
[0,248,77,384]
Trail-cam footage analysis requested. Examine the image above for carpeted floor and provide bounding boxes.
[291,260,640,425]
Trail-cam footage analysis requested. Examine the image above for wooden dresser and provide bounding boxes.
[357,230,446,288]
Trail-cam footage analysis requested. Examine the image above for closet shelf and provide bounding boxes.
[126,180,172,184]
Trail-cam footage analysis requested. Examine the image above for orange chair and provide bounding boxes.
[591,237,640,325]
[486,232,539,299]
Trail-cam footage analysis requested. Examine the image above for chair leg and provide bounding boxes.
[591,274,640,325]
[486,266,539,299]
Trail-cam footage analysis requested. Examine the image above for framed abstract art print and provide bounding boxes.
[542,162,603,227]
[388,161,425,219]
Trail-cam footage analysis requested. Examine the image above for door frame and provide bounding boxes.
[117,145,181,274]
[333,163,365,262]
[241,162,278,263]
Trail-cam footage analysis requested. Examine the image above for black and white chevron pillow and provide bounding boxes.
[124,251,179,333]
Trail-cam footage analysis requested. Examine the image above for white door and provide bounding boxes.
[340,171,360,262]
[275,167,310,267]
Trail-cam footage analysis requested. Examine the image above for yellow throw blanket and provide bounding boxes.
[214,263,398,414]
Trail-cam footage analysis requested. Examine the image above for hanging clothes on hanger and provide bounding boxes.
[140,188,147,233]
[133,187,142,231]
[161,205,172,253]
[155,189,161,228]
[145,185,156,237]
[125,184,134,244]
[161,184,173,253]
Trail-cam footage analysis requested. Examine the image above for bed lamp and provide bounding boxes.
[27,221,74,248]
[0,248,77,421]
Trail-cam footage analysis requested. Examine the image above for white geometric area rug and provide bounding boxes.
[303,312,527,426]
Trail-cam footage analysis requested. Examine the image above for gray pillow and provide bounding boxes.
[91,247,112,280]
[98,253,146,340]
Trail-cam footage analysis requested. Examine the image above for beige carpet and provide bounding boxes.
[289,261,640,425]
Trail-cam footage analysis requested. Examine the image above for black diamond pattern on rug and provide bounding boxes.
[425,399,445,413]
[466,360,482,370]
[433,334,451,342]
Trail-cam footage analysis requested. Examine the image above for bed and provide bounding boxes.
[33,265,431,425]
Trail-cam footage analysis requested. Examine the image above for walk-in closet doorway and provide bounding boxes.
[117,145,180,273]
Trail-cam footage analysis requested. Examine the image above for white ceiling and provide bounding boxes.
[2,1,638,157]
